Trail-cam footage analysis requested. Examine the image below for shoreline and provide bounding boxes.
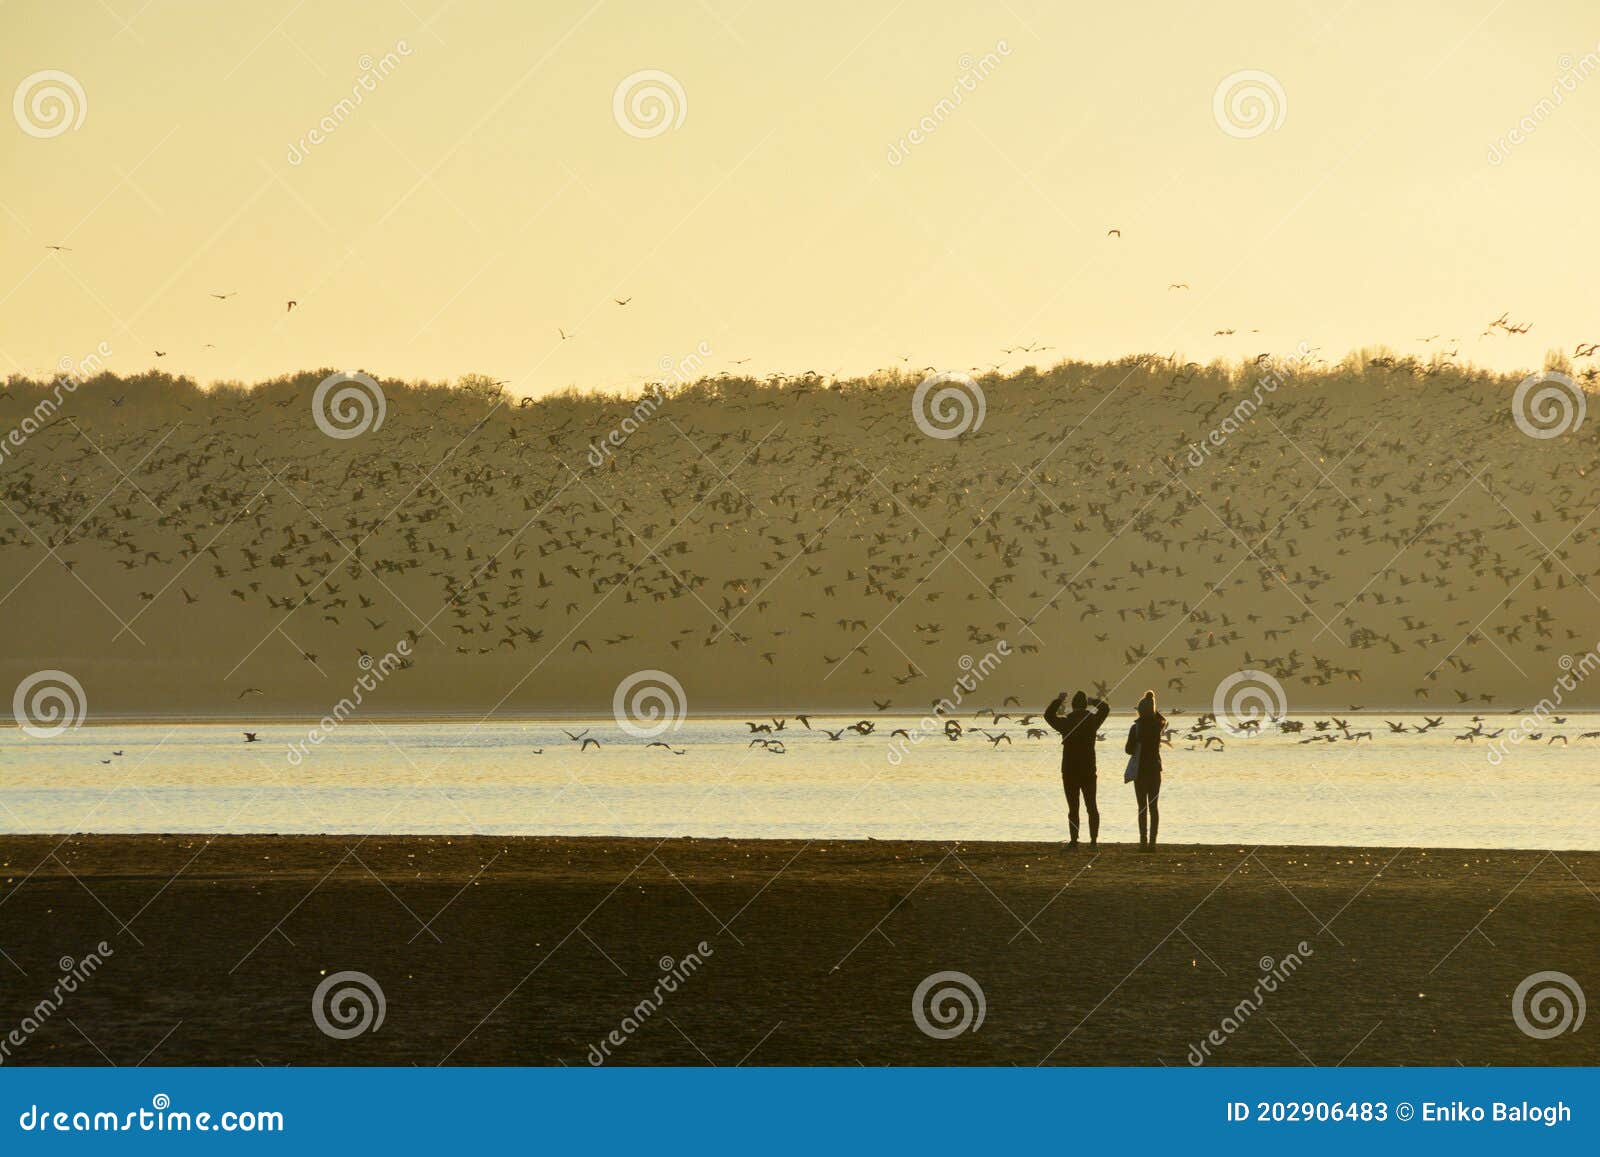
[1,835,1593,1066]
[2,833,1597,854]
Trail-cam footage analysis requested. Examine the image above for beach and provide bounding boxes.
[1,835,1593,1066]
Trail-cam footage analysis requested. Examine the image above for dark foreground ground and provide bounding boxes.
[0,836,1594,1066]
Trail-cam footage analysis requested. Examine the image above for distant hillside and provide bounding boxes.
[2,356,1596,720]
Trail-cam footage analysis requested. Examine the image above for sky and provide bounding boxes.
[3,0,1598,397]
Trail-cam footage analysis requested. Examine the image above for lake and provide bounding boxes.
[1,714,1595,848]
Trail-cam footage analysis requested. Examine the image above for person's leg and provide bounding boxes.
[1084,775,1100,844]
[1147,778,1161,846]
[1135,779,1149,845]
[1064,773,1081,844]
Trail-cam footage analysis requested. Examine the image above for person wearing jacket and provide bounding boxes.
[1044,690,1110,847]
[1125,690,1167,849]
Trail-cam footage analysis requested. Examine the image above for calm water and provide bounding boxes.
[2,715,1597,848]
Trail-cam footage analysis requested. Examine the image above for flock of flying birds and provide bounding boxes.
[491,706,1600,760]
[4,272,1600,744]
[72,704,1600,767]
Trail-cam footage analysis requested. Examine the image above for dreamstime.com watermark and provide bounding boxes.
[17,1095,283,1134]
[1213,69,1287,139]
[1212,668,1289,735]
[11,669,87,737]
[312,370,386,439]
[1185,341,1313,468]
[886,42,1012,166]
[912,970,986,1039]
[912,371,986,440]
[287,41,413,165]
[612,669,688,739]
[312,970,386,1039]
[612,69,687,139]
[887,642,1011,765]
[1512,970,1585,1039]
[586,342,707,468]
[1511,370,1586,440]
[1187,941,1314,1064]
[0,942,114,1065]
[12,69,86,138]
[286,642,413,765]
[586,941,714,1063]
[1487,643,1600,765]
[0,343,112,468]
[1487,45,1600,166]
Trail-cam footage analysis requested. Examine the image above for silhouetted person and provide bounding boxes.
[1045,689,1109,847]
[1125,689,1166,850]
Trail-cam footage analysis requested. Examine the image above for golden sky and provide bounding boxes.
[3,0,1598,395]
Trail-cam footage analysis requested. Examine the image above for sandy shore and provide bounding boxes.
[0,836,1594,1066]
